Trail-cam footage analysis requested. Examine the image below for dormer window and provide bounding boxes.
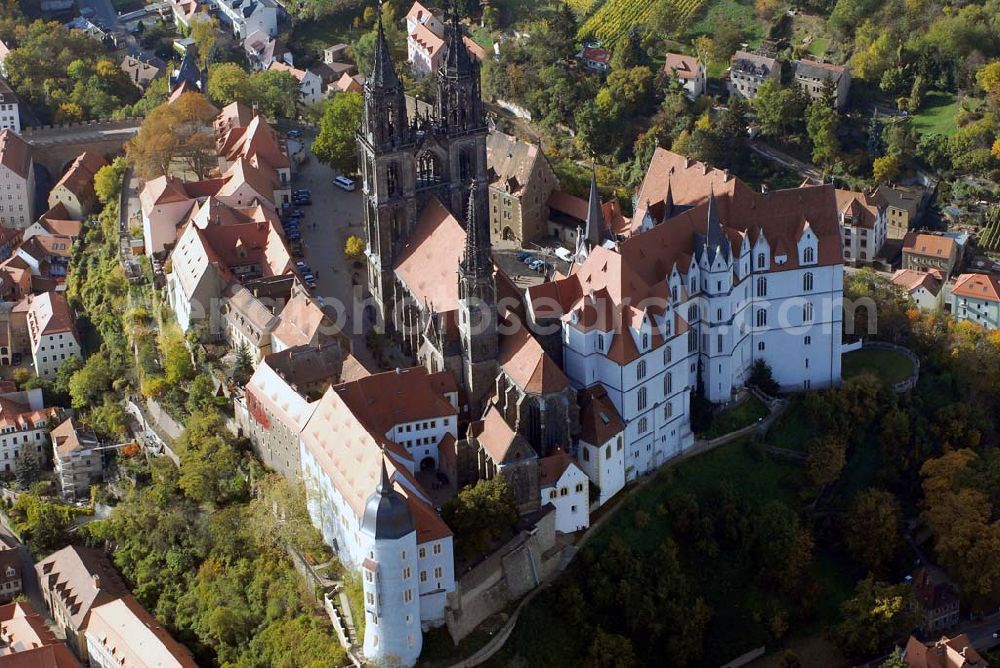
[642,333,649,349]
[757,253,765,269]
[804,247,815,264]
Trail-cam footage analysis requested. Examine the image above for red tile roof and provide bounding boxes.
[538,449,572,487]
[903,232,956,259]
[394,197,466,313]
[664,53,700,80]
[952,273,1000,302]
[498,326,568,394]
[0,130,31,180]
[577,384,624,445]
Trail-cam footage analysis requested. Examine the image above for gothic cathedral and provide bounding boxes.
[356,8,496,416]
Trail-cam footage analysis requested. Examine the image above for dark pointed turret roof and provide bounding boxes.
[442,9,473,77]
[584,169,604,248]
[704,187,730,263]
[361,457,414,540]
[369,4,401,89]
[460,181,491,279]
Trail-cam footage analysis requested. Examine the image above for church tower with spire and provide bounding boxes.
[358,3,489,335]
[457,180,498,418]
[574,170,605,262]
[358,5,418,332]
[436,8,489,216]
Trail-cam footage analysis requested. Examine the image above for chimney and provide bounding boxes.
[92,574,101,589]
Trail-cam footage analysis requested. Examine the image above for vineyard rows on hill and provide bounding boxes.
[577,0,706,49]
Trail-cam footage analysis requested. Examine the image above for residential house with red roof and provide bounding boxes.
[0,130,34,229]
[22,292,80,379]
[85,596,197,668]
[903,633,988,668]
[405,2,484,75]
[0,387,63,476]
[903,232,959,276]
[836,188,887,263]
[47,152,106,221]
[0,600,80,667]
[35,546,129,662]
[166,199,291,332]
[0,77,21,134]
[892,268,944,311]
[51,418,104,500]
[950,273,1000,330]
[538,449,589,532]
[268,61,324,105]
[664,52,706,99]
[0,536,22,603]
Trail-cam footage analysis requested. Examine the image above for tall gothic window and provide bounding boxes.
[416,151,441,188]
[804,247,815,263]
[387,162,399,196]
[757,276,767,297]
[803,272,814,291]
[459,149,473,181]
[756,308,767,328]
[757,253,765,269]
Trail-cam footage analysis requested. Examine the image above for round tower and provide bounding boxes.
[360,459,422,667]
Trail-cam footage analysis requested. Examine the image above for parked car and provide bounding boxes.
[334,176,356,191]
[554,247,574,262]
[521,254,536,265]
[290,242,303,257]
[295,261,308,270]
[11,353,21,365]
[516,251,531,261]
[529,259,545,271]
[294,189,311,196]
[287,129,303,139]
[294,198,312,206]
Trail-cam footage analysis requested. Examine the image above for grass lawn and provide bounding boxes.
[699,395,769,439]
[468,25,494,50]
[806,38,830,57]
[841,348,915,386]
[911,92,960,137]
[290,13,361,62]
[687,0,767,46]
[766,398,822,451]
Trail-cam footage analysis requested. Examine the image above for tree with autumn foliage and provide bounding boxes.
[128,93,219,180]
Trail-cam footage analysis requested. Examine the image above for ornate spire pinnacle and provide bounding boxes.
[584,168,604,248]
[369,2,401,89]
[705,185,729,262]
[442,6,473,76]
[461,181,490,279]
[377,452,390,494]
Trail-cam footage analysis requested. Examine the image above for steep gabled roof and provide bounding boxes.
[952,273,1000,302]
[498,326,568,394]
[0,130,31,180]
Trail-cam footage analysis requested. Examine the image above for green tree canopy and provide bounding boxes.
[312,92,364,174]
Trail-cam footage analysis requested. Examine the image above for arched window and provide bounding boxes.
[757,253,765,269]
[638,417,648,434]
[689,305,699,322]
[416,151,441,188]
[756,308,767,328]
[642,333,649,349]
[804,247,815,263]
[636,360,647,380]
[386,162,400,196]
[664,372,672,395]
[757,276,767,297]
[637,387,647,410]
[803,302,814,322]
[803,272,814,292]
[459,149,473,181]
[663,346,672,364]
[690,278,696,293]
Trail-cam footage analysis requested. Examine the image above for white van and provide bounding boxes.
[334,176,356,191]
